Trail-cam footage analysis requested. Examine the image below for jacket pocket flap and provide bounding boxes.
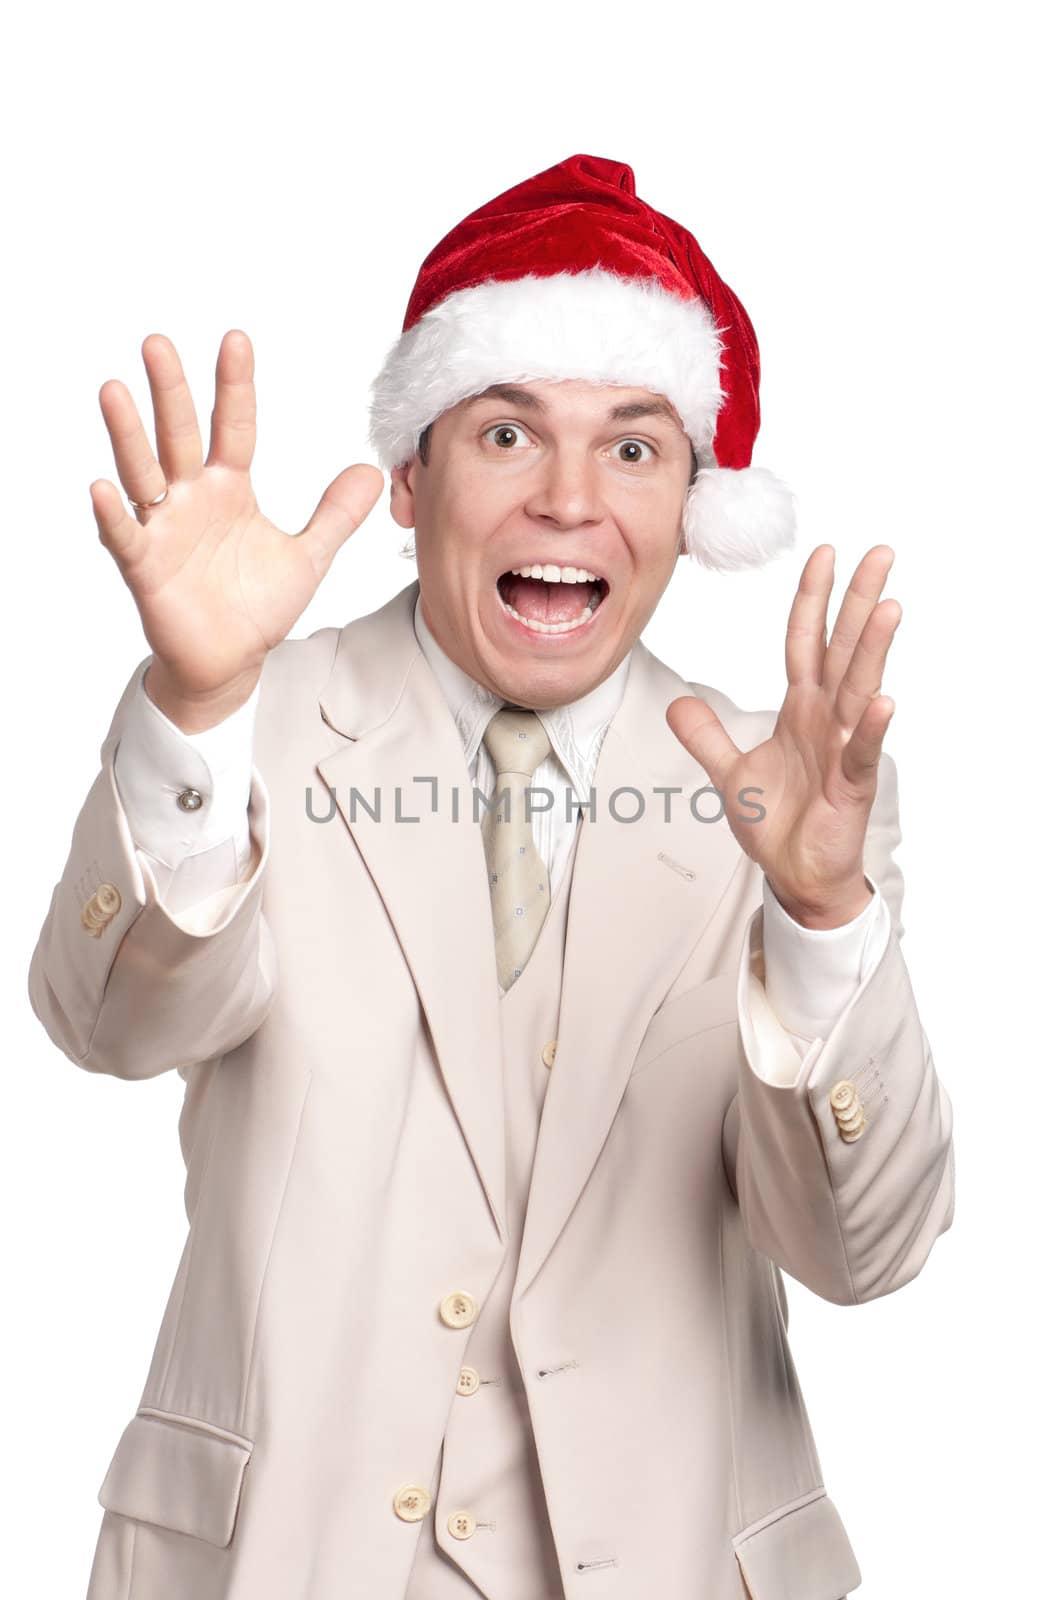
[97,1409,253,1549]
[733,1490,861,1598]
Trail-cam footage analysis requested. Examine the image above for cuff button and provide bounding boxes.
[80,882,121,936]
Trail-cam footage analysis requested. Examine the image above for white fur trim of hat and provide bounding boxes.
[367,267,796,573]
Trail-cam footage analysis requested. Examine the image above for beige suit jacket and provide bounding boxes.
[28,578,955,1599]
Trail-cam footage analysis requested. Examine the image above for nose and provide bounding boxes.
[523,442,606,530]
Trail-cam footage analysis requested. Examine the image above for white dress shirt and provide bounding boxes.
[112,595,891,1082]
[413,595,632,900]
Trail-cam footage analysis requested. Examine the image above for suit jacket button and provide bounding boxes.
[457,1365,480,1396]
[95,882,121,915]
[447,1509,476,1540]
[440,1291,478,1329]
[393,1484,432,1522]
[829,1079,857,1112]
[541,1038,558,1068]
[176,787,204,812]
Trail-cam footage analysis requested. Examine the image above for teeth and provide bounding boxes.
[499,563,607,632]
[502,601,599,633]
[508,564,601,583]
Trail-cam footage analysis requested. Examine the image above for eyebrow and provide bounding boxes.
[460,383,683,429]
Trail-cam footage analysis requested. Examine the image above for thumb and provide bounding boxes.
[665,695,740,790]
[296,463,385,577]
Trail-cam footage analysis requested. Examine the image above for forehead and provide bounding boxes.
[456,380,685,430]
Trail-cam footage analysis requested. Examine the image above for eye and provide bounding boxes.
[609,438,657,466]
[482,422,533,450]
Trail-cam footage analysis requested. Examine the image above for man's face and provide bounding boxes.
[388,379,693,710]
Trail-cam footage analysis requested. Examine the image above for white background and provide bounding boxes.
[4,2,1058,1594]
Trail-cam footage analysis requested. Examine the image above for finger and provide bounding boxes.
[840,695,894,787]
[141,333,205,482]
[822,545,894,696]
[98,377,169,511]
[295,463,385,578]
[664,695,741,790]
[784,544,834,686]
[834,600,901,729]
[89,478,149,573]
[206,329,257,473]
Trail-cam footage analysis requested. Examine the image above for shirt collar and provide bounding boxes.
[413,589,631,801]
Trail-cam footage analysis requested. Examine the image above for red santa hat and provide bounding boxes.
[368,152,797,573]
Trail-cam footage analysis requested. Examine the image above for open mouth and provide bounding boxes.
[495,563,610,636]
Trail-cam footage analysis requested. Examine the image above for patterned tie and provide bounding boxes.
[481,706,553,991]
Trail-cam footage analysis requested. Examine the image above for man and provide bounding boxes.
[29,153,954,1599]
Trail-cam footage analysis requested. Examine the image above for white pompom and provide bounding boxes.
[681,466,798,573]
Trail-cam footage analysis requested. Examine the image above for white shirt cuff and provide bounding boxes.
[761,873,891,1042]
[112,665,258,871]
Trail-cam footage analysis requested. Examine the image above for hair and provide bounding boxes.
[397,421,699,561]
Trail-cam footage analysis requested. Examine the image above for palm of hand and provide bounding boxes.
[90,329,384,701]
[715,680,869,893]
[123,469,326,698]
[667,544,902,923]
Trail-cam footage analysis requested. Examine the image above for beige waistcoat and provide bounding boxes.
[404,833,579,1598]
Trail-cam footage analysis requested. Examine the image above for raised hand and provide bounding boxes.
[665,545,901,929]
[89,330,384,731]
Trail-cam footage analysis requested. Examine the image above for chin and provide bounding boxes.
[485,630,623,713]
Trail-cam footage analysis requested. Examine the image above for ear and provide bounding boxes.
[389,460,417,529]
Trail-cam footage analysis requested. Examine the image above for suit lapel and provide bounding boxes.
[315,581,508,1242]
[512,637,747,1301]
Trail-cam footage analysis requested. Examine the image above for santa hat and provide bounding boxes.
[367,153,796,573]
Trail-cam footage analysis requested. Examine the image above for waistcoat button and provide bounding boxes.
[541,1038,558,1068]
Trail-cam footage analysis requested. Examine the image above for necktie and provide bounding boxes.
[481,706,553,991]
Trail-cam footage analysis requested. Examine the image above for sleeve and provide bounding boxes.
[112,664,258,917]
[721,749,955,1304]
[742,875,891,1087]
[27,654,277,1080]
